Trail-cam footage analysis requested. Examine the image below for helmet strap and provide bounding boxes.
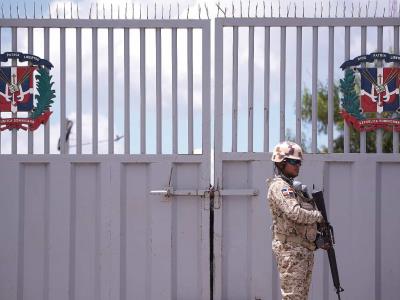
[274,162,294,185]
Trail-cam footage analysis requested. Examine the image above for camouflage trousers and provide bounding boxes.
[272,239,314,300]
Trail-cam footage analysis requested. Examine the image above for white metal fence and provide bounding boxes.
[1,3,400,300]
[213,14,400,300]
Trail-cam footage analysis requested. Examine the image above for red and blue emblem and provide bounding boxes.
[0,66,36,113]
[0,52,55,131]
[340,52,400,132]
[358,67,400,113]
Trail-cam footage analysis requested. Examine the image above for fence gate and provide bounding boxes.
[0,16,211,300]
[213,15,400,300]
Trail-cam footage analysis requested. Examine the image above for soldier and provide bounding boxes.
[267,141,324,300]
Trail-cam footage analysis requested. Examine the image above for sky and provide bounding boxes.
[0,0,398,154]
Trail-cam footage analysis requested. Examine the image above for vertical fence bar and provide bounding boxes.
[60,28,66,154]
[188,28,194,154]
[232,26,238,152]
[213,19,223,300]
[312,26,318,153]
[156,28,162,154]
[394,26,399,153]
[28,28,34,154]
[44,28,50,154]
[344,26,350,153]
[264,26,270,152]
[360,26,367,153]
[248,26,254,152]
[296,26,302,147]
[76,28,82,154]
[12,27,17,154]
[172,28,178,154]
[124,28,130,154]
[0,28,2,153]
[203,23,211,156]
[377,26,383,153]
[280,26,286,142]
[140,28,146,154]
[92,28,98,154]
[328,26,334,153]
[108,28,114,154]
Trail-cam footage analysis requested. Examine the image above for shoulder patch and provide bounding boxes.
[281,187,296,198]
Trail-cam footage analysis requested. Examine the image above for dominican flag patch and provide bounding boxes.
[281,187,295,198]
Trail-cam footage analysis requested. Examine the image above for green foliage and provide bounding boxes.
[339,69,365,120]
[301,83,342,134]
[32,67,55,119]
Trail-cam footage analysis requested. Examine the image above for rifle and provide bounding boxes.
[312,190,344,300]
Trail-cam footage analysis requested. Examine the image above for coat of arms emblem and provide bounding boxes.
[340,52,400,131]
[0,52,55,131]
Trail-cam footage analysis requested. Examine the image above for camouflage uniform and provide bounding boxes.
[267,176,323,300]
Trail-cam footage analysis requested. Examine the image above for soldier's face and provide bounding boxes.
[283,160,301,177]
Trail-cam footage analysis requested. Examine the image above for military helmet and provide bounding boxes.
[271,141,303,162]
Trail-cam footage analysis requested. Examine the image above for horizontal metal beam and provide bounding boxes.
[216,17,400,27]
[150,188,259,197]
[219,189,259,196]
[0,19,209,29]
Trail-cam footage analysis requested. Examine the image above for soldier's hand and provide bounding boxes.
[316,211,324,223]
[319,242,331,250]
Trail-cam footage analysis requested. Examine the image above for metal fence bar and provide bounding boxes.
[203,23,211,157]
[188,28,194,154]
[92,28,98,154]
[213,19,223,300]
[172,28,178,154]
[28,27,34,154]
[296,26,302,147]
[394,26,399,153]
[377,26,383,153]
[328,26,334,153]
[248,26,254,152]
[280,26,286,142]
[312,26,318,153]
[108,28,114,154]
[0,19,209,28]
[124,28,130,155]
[60,28,66,154]
[232,26,238,152]
[344,26,350,153]
[140,28,146,154]
[264,26,270,152]
[44,28,50,154]
[0,28,2,153]
[360,26,367,153]
[12,27,17,154]
[156,28,162,154]
[76,28,82,154]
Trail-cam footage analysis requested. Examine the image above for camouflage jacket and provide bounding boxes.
[267,176,323,244]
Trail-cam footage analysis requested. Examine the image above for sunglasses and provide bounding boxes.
[285,158,302,166]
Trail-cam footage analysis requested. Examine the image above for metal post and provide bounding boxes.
[312,26,318,153]
[296,26,302,147]
[344,26,350,153]
[124,28,130,154]
[248,26,254,152]
[328,26,334,153]
[232,26,238,152]
[264,26,270,152]
[280,26,286,142]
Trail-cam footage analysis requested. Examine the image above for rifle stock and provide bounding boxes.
[312,190,344,300]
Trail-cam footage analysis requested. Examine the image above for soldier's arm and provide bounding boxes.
[270,182,323,224]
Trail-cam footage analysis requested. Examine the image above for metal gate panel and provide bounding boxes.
[0,156,210,300]
[213,153,400,300]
